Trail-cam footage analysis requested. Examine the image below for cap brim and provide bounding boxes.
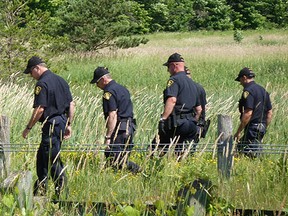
[163,62,169,66]
[235,76,240,81]
[23,68,30,74]
[90,79,97,84]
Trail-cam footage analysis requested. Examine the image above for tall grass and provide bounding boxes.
[1,29,288,214]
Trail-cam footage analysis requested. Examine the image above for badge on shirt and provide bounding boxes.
[243,91,249,99]
[167,80,174,88]
[103,92,112,100]
[35,86,42,95]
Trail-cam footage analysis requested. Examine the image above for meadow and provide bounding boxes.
[0,29,288,215]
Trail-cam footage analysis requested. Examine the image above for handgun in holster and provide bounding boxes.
[201,119,211,138]
[168,110,177,130]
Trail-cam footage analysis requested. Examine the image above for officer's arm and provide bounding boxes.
[234,109,253,141]
[266,109,272,127]
[64,101,76,140]
[194,105,202,122]
[106,110,117,140]
[67,101,75,125]
[22,106,45,138]
[162,97,176,119]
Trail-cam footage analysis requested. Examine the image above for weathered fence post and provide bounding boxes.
[0,115,33,210]
[217,114,234,179]
[0,115,10,178]
[1,171,33,209]
[176,179,211,216]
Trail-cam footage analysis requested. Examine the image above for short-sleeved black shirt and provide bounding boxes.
[238,81,272,124]
[102,80,133,120]
[33,70,73,122]
[163,71,200,114]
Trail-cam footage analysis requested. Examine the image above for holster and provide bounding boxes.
[201,119,211,138]
[167,111,177,130]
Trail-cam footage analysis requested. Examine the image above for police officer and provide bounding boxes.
[185,66,210,142]
[234,67,273,157]
[152,53,202,156]
[22,56,75,198]
[90,66,140,173]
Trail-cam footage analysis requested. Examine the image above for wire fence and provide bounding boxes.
[1,142,288,154]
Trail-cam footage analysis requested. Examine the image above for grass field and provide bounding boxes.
[1,29,288,215]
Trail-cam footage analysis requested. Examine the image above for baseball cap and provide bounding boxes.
[23,56,45,74]
[163,53,184,66]
[235,67,255,82]
[90,66,109,84]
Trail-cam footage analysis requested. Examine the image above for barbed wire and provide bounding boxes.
[1,143,287,154]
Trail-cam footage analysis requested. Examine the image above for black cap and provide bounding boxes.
[163,53,184,66]
[23,56,45,74]
[90,67,109,84]
[235,67,255,81]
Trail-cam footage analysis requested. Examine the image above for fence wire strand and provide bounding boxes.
[1,143,287,154]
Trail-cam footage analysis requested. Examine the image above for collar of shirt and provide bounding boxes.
[39,70,51,80]
[103,80,116,91]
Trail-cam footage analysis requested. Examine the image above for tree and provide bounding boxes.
[256,0,288,28]
[50,0,150,51]
[166,0,195,32]
[227,0,267,29]
[0,0,68,78]
[190,0,233,30]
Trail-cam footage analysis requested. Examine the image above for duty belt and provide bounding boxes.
[175,113,194,119]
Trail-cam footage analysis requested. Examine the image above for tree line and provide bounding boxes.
[0,0,287,78]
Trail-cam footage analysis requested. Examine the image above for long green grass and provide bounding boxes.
[1,29,288,214]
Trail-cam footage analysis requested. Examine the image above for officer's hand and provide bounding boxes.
[105,138,111,145]
[158,118,166,135]
[22,128,30,139]
[233,132,240,142]
[64,125,72,139]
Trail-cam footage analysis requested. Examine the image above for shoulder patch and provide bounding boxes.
[167,80,174,88]
[103,92,112,100]
[34,86,42,95]
[243,91,249,99]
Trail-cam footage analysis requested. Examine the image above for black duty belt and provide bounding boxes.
[175,113,194,119]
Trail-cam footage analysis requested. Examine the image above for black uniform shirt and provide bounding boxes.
[102,80,134,120]
[33,70,73,122]
[238,81,272,124]
[164,71,200,114]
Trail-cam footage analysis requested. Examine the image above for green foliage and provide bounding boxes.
[233,29,244,43]
[0,0,69,79]
[148,2,170,32]
[50,0,149,51]
[228,0,267,29]
[190,0,233,30]
[115,36,149,49]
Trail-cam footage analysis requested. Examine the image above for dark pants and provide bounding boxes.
[104,121,140,173]
[34,115,67,196]
[237,123,266,158]
[151,116,198,156]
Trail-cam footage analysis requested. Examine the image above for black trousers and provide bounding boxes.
[34,115,67,195]
[151,117,198,155]
[237,123,266,157]
[104,121,140,173]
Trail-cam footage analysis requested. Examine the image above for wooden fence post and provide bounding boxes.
[176,179,211,216]
[217,114,234,179]
[1,171,33,209]
[0,115,10,178]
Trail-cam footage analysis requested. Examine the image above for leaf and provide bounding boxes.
[2,194,15,209]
